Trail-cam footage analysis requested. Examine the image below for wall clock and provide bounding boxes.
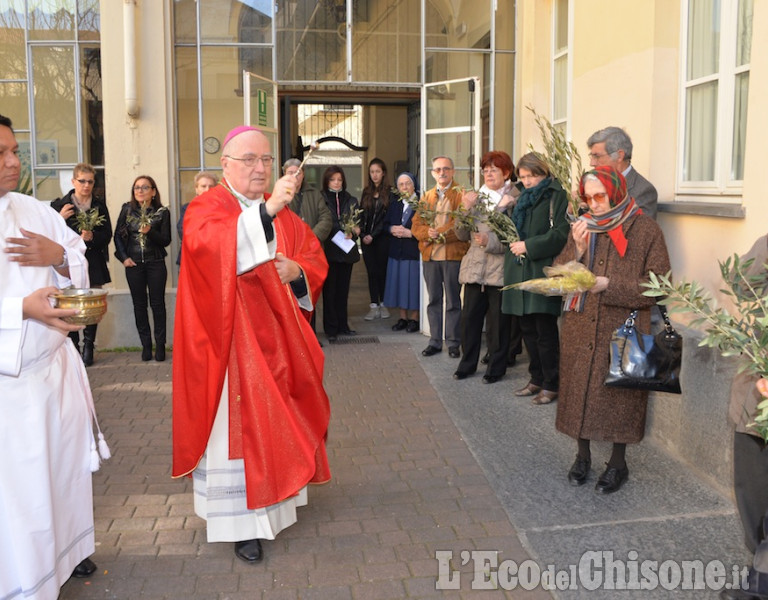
[203,136,220,154]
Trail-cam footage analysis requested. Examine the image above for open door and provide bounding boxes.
[243,71,279,180]
[419,76,483,337]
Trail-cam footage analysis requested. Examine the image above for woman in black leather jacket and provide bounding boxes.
[114,175,172,361]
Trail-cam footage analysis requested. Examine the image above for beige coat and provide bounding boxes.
[455,185,519,287]
[554,214,671,443]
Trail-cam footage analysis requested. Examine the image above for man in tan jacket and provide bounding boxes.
[411,156,469,357]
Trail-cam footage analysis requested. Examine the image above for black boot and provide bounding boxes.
[155,344,165,362]
[68,331,81,355]
[140,334,153,362]
[82,324,97,367]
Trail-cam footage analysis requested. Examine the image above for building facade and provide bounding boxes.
[1,0,764,485]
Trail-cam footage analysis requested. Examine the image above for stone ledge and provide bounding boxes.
[658,201,746,218]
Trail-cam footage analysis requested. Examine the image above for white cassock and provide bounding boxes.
[0,192,101,600]
[192,192,312,543]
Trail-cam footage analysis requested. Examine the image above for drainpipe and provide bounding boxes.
[124,0,139,118]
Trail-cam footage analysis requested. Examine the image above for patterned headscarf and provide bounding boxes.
[563,166,641,313]
[577,166,640,258]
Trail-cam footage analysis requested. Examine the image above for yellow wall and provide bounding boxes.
[515,0,767,296]
[366,106,409,178]
[100,0,176,290]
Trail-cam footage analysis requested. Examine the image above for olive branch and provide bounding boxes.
[75,207,106,232]
[527,105,584,217]
[642,256,768,441]
[126,206,167,250]
[340,205,363,237]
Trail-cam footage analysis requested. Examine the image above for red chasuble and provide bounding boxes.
[172,183,331,509]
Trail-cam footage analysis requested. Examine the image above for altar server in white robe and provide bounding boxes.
[0,114,107,600]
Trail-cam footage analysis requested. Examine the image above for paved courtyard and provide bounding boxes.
[59,261,751,599]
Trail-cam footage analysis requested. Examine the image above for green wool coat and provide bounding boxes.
[501,179,570,316]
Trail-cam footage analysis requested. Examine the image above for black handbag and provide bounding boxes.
[604,304,683,394]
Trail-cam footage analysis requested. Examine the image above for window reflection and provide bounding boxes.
[28,0,76,41]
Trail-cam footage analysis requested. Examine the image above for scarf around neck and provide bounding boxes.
[512,177,551,239]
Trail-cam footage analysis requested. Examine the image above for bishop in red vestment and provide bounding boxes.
[172,126,330,563]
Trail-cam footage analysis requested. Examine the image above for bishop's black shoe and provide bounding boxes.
[234,539,263,563]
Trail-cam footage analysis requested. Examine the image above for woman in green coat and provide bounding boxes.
[502,153,569,404]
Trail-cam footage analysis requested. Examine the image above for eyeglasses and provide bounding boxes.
[587,152,613,160]
[225,154,274,167]
[75,178,95,185]
[432,167,453,173]
[580,192,610,203]
[133,185,153,192]
[482,167,502,174]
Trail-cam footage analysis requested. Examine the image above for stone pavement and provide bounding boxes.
[59,261,752,599]
[58,339,550,600]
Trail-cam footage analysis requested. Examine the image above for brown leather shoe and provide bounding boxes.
[514,382,542,397]
[532,390,558,405]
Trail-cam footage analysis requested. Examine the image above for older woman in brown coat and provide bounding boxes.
[554,166,670,494]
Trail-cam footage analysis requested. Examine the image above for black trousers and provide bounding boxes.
[458,284,511,377]
[125,259,167,348]
[322,261,353,336]
[362,238,389,304]
[519,312,560,391]
[734,432,768,553]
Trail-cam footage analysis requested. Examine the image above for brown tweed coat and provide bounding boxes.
[555,213,671,443]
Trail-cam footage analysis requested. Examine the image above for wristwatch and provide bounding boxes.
[54,249,68,269]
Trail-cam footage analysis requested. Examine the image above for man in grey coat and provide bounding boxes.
[586,126,658,220]
[283,158,333,339]
[721,234,768,600]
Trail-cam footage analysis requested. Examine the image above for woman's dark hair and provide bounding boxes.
[130,175,162,209]
[321,165,346,192]
[361,157,391,212]
[515,152,551,179]
[481,151,516,182]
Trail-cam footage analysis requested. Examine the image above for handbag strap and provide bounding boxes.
[656,303,677,336]
[622,310,639,333]
[623,302,678,336]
